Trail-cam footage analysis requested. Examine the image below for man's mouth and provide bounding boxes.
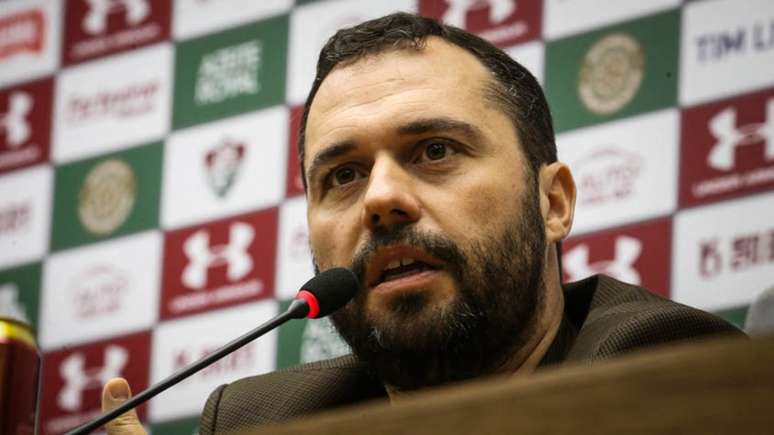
[377,258,439,285]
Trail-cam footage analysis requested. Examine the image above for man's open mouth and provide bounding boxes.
[378,258,439,284]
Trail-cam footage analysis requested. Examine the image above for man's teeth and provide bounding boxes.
[385,258,416,271]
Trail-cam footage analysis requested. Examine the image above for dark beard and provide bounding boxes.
[320,185,546,392]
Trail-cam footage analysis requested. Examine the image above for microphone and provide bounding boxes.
[66,268,359,435]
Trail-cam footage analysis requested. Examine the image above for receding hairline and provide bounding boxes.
[302,38,525,170]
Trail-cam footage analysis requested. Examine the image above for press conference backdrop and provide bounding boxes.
[0,0,773,433]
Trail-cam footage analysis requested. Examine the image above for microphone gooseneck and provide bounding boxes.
[66,268,358,435]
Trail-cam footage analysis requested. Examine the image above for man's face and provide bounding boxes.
[303,39,547,389]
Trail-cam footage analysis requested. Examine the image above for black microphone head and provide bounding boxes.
[297,268,359,318]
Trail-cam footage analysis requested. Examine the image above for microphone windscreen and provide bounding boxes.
[299,268,359,318]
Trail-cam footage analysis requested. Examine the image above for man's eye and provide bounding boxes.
[424,142,448,161]
[331,166,358,186]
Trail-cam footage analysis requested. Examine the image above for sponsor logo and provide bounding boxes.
[681,89,774,206]
[695,18,774,63]
[300,319,349,364]
[82,0,150,35]
[0,91,31,147]
[65,0,169,63]
[205,138,245,198]
[162,210,277,319]
[562,218,671,297]
[194,40,262,106]
[41,332,150,434]
[421,0,539,47]
[64,79,160,125]
[707,97,774,171]
[699,228,774,279]
[57,345,128,412]
[564,236,642,285]
[182,222,254,290]
[0,78,52,172]
[0,91,42,170]
[0,283,28,322]
[69,266,129,319]
[0,202,31,236]
[78,159,136,236]
[172,343,256,379]
[578,33,645,115]
[0,9,45,60]
[574,148,643,206]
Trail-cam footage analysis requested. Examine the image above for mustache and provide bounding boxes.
[349,223,468,287]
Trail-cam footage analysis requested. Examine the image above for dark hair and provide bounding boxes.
[298,12,557,189]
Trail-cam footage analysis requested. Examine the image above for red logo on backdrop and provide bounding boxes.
[0,202,30,236]
[40,331,150,435]
[0,8,45,60]
[286,105,305,197]
[173,343,256,380]
[562,218,672,297]
[0,77,52,174]
[63,0,171,65]
[419,0,541,48]
[161,208,278,320]
[680,87,774,208]
[574,148,643,207]
[698,228,774,280]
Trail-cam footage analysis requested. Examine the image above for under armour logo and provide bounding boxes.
[442,0,515,28]
[83,0,149,34]
[564,236,642,284]
[182,222,254,289]
[57,345,128,411]
[708,98,774,171]
[0,91,32,148]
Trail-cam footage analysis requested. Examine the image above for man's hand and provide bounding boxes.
[101,378,146,435]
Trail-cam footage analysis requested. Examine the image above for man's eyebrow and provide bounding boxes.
[306,118,483,185]
[307,141,356,185]
[397,117,485,142]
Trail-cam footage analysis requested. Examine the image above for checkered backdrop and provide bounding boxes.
[1,0,773,433]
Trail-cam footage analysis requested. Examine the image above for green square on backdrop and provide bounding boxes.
[50,142,163,252]
[172,14,289,129]
[545,9,680,133]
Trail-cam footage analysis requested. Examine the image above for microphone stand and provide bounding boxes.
[66,299,310,435]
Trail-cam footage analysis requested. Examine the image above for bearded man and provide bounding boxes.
[101,13,740,435]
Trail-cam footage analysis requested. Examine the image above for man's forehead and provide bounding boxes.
[304,38,495,153]
[312,38,490,106]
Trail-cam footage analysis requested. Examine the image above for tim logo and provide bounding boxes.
[420,0,540,47]
[182,222,254,289]
[82,0,150,34]
[708,97,774,170]
[0,91,32,148]
[564,236,642,285]
[57,345,127,411]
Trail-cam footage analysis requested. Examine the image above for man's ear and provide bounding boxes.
[538,162,576,243]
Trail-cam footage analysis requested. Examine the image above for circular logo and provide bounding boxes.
[578,33,645,115]
[78,159,136,235]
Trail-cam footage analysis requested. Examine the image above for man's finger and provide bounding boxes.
[101,378,146,435]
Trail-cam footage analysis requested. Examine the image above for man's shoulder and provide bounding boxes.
[199,354,386,434]
[563,274,743,362]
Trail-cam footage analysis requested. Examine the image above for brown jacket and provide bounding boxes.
[199,275,741,434]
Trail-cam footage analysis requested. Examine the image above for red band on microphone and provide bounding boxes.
[296,290,320,318]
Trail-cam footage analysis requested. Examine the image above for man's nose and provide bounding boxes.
[361,159,421,230]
